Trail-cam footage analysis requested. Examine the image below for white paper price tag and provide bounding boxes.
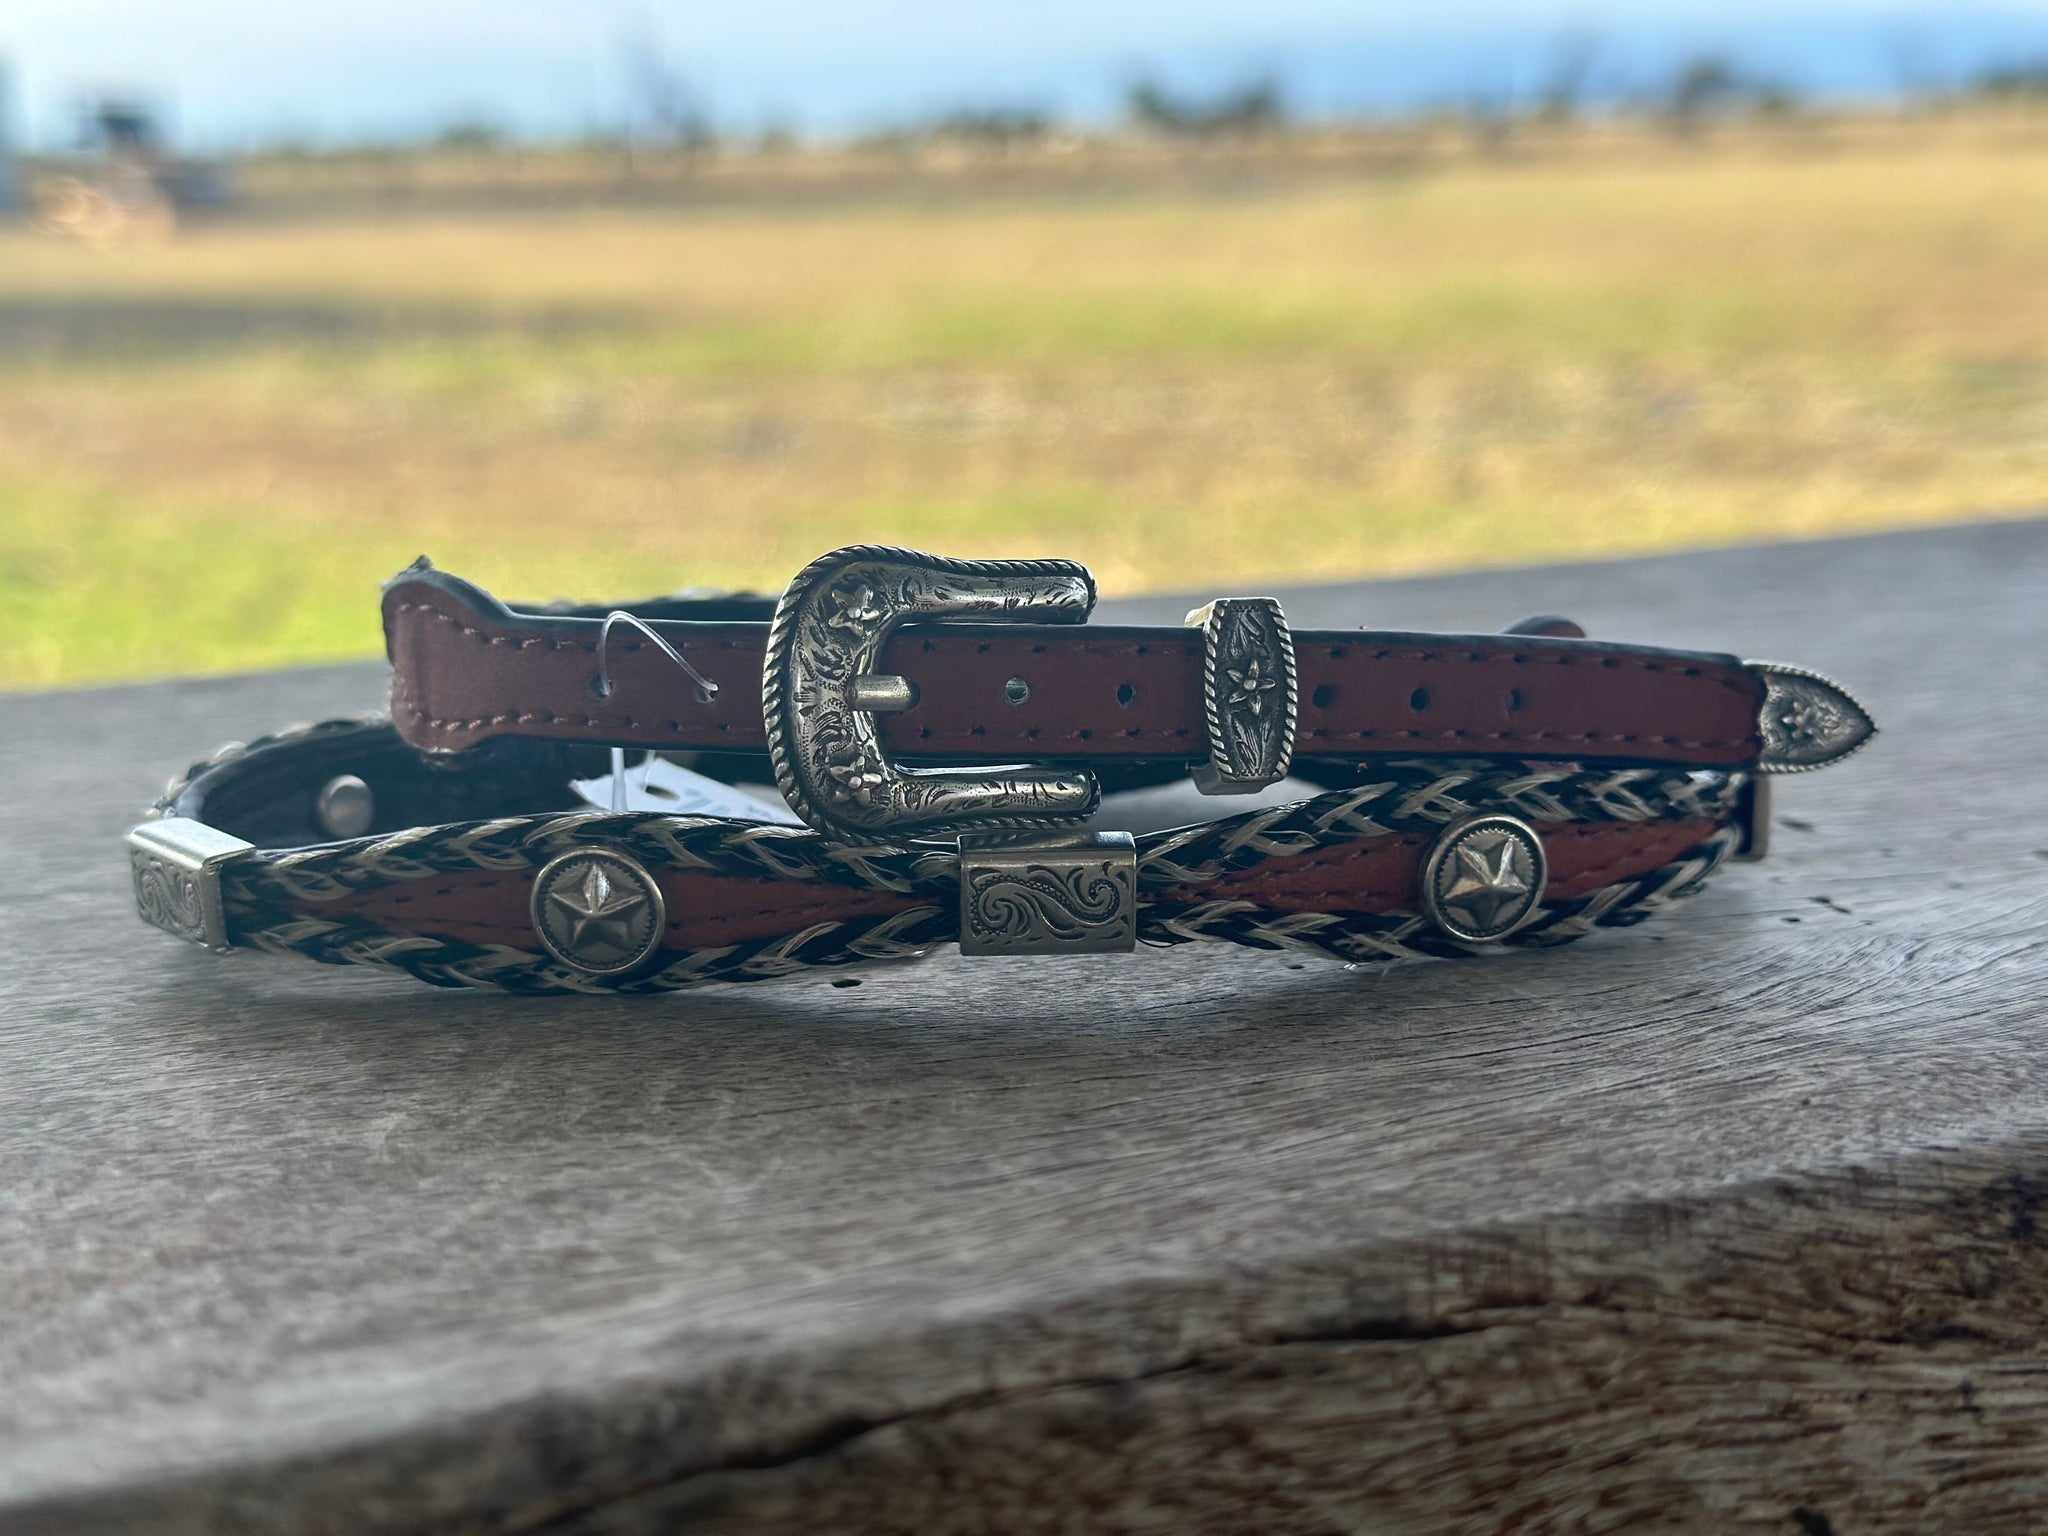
[572,756,804,824]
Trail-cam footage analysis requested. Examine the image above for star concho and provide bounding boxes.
[1419,815,1548,944]
[530,849,666,976]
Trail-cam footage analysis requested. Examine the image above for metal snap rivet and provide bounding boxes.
[314,775,376,839]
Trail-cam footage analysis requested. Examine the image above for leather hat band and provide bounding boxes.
[127,717,1756,993]
[126,545,1868,990]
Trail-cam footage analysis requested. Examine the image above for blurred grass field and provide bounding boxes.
[4,120,2047,686]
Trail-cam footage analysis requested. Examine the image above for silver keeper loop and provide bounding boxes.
[1185,596,1298,795]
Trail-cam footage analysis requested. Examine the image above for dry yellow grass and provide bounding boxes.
[4,120,2047,685]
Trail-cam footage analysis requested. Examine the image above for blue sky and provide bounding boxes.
[4,1,2048,150]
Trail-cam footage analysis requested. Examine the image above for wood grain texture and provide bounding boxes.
[2,519,2046,1535]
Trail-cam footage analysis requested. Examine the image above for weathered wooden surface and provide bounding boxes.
[2,519,2046,1535]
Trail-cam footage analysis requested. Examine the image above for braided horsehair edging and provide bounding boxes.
[193,735,1746,993]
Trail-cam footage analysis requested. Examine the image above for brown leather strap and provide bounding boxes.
[383,565,1765,770]
[289,816,1721,954]
[151,716,1745,990]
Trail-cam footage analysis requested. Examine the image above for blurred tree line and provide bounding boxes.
[228,35,2048,163]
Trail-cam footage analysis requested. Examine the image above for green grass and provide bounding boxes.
[0,480,379,684]
[213,273,1836,401]
[6,462,2026,692]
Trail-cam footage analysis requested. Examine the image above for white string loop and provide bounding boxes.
[595,610,720,702]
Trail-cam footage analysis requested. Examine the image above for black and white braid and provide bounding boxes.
[1132,762,1741,968]
[199,734,1746,992]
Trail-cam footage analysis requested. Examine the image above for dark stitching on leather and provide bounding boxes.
[391,600,752,657]
[1320,642,1750,692]
[1302,726,1748,749]
[391,595,1758,752]
[1551,820,1719,887]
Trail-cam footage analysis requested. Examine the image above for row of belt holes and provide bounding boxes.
[606,666,1537,720]
[1003,679,1147,709]
[1003,679,1528,715]
[989,639,1158,710]
[917,676,1131,722]
[1308,682,1527,715]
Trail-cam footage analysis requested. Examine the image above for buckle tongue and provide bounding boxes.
[763,545,1101,841]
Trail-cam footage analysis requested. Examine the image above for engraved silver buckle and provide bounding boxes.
[127,817,255,953]
[763,545,1102,841]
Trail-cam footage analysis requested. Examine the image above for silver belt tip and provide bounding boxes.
[1747,662,1877,774]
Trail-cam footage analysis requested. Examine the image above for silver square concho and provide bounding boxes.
[957,831,1138,956]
